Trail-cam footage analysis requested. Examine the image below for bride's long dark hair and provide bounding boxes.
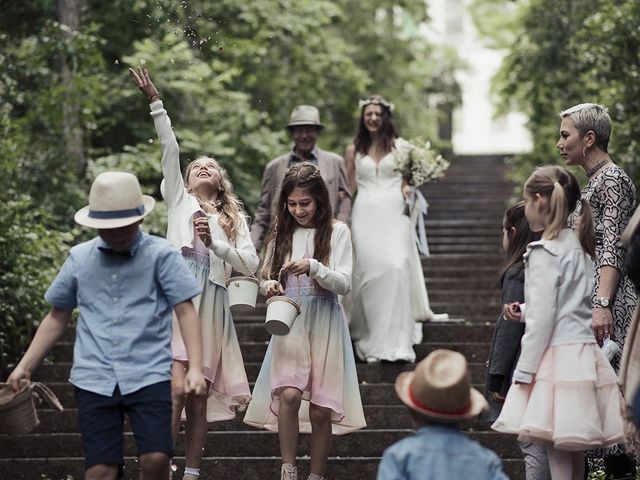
[353,95,398,154]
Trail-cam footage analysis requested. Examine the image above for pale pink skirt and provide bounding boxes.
[172,259,251,422]
[244,290,366,435]
[492,343,624,451]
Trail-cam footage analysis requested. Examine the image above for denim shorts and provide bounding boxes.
[75,381,173,471]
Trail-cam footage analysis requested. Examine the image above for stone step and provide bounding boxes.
[421,236,501,246]
[62,322,497,344]
[32,362,491,386]
[0,457,525,480]
[30,405,501,433]
[41,382,445,409]
[422,254,503,266]
[50,341,492,364]
[0,430,522,459]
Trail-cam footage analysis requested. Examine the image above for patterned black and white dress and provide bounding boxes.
[570,163,638,459]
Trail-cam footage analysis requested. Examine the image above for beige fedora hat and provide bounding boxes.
[285,105,324,129]
[74,171,155,229]
[395,349,488,421]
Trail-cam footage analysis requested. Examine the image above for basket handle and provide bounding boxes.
[0,381,64,412]
[31,383,64,412]
[229,246,258,281]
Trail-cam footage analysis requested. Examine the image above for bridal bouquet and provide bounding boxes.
[394,138,450,186]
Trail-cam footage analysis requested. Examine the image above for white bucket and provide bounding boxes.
[265,296,301,335]
[226,276,259,312]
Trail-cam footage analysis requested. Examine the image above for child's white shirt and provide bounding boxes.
[515,229,596,382]
[150,100,259,287]
[261,222,353,296]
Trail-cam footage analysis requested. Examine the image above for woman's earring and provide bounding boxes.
[582,146,587,158]
[218,186,223,192]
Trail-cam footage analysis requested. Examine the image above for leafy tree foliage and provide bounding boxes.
[471,0,640,185]
[0,0,460,372]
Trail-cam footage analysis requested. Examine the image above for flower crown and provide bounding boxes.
[358,97,395,112]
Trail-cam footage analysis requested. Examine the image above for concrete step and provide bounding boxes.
[63,321,497,344]
[32,361,491,385]
[0,457,525,480]
[42,382,447,410]
[30,405,502,433]
[0,430,522,459]
[50,340,492,365]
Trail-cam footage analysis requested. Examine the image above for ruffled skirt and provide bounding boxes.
[172,257,251,422]
[492,343,624,451]
[243,289,366,435]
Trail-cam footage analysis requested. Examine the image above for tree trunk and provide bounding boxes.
[57,0,87,178]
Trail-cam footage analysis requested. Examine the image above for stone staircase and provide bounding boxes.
[0,155,523,479]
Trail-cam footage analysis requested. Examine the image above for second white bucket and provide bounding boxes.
[265,296,301,335]
[226,276,259,312]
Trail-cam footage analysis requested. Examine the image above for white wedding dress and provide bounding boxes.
[347,146,445,363]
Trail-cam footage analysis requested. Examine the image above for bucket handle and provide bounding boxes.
[226,247,258,281]
[276,268,302,308]
[0,382,64,412]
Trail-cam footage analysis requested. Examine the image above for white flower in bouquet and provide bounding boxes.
[394,137,450,187]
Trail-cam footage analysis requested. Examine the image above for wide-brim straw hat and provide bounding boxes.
[285,105,324,130]
[74,171,155,229]
[395,349,488,422]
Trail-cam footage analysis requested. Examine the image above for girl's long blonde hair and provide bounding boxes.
[184,155,245,241]
[524,165,595,257]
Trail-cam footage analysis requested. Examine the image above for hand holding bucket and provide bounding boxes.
[264,271,302,336]
[226,247,260,312]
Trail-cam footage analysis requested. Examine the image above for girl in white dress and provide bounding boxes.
[492,166,624,479]
[345,95,447,363]
[244,162,366,480]
[130,68,259,480]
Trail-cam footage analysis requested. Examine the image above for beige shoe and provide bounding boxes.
[183,475,198,480]
[308,474,325,480]
[281,463,298,480]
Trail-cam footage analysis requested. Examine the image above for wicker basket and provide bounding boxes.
[0,382,64,435]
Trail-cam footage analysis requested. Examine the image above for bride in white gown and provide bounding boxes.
[345,95,448,363]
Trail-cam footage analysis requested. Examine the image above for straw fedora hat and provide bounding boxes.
[74,171,155,229]
[285,105,324,130]
[395,349,488,421]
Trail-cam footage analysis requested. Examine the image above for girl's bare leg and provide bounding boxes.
[546,445,573,480]
[277,387,303,465]
[184,381,211,468]
[309,404,332,476]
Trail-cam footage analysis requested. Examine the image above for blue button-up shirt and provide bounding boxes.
[377,425,509,480]
[45,231,201,396]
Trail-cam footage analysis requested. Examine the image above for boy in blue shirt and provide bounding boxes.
[378,349,509,480]
[7,171,207,480]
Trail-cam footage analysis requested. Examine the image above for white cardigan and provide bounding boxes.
[261,222,353,296]
[150,100,259,288]
[514,228,596,382]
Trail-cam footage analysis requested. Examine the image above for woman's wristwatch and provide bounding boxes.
[593,296,611,308]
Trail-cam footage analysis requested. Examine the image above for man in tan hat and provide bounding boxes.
[6,171,207,480]
[378,349,509,480]
[250,105,352,250]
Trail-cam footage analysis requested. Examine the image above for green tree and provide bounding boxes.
[471,0,640,184]
[0,0,461,370]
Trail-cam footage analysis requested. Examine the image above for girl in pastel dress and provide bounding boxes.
[130,68,259,480]
[244,162,366,480]
[492,166,624,479]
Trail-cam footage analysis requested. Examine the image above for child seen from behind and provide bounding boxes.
[378,349,509,479]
